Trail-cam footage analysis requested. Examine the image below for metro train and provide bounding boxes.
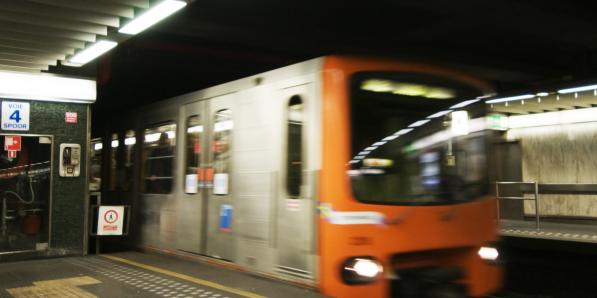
[95,56,502,297]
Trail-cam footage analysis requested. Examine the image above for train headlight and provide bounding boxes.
[478,246,499,262]
[341,257,384,284]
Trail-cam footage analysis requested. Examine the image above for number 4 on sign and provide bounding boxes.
[9,110,21,123]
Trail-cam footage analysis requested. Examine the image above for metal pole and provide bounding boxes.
[534,182,539,230]
[495,182,500,227]
[95,193,101,255]
[1,196,7,236]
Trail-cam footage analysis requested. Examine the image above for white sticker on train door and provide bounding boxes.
[185,174,198,194]
[213,173,229,195]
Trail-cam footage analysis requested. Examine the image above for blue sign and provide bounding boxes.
[2,101,30,131]
[219,204,232,233]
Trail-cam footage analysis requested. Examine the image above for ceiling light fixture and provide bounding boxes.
[119,0,188,35]
[427,110,452,119]
[450,99,480,109]
[485,94,535,104]
[69,40,118,65]
[557,84,597,94]
[408,119,430,127]
[396,128,413,135]
[536,92,549,97]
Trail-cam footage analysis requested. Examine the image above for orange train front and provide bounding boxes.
[317,57,502,297]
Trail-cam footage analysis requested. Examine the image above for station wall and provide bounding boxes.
[507,122,597,218]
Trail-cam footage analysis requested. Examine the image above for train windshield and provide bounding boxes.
[349,72,490,205]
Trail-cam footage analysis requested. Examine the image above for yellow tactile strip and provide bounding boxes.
[102,255,267,298]
[67,257,234,298]
[6,276,101,298]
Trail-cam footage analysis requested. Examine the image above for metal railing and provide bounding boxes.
[496,181,540,229]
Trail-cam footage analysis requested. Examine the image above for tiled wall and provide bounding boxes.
[0,100,89,261]
[507,122,597,217]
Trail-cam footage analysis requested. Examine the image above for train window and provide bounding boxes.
[141,123,176,194]
[286,96,303,198]
[109,133,118,191]
[90,138,102,191]
[185,115,202,194]
[349,72,489,205]
[212,109,232,195]
[122,130,136,192]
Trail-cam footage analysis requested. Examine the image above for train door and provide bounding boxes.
[275,84,317,279]
[177,101,207,254]
[205,93,236,261]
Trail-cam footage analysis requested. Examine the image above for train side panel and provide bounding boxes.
[124,59,324,286]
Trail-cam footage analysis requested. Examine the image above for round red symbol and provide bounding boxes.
[104,210,119,223]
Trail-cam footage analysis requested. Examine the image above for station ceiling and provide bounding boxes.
[2,0,597,131]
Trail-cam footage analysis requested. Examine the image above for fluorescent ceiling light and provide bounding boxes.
[536,92,549,97]
[396,128,413,135]
[365,146,377,151]
[408,119,430,127]
[0,71,96,103]
[450,99,480,109]
[357,151,370,156]
[558,84,597,94]
[372,141,386,146]
[94,143,103,151]
[111,140,119,148]
[382,135,399,141]
[119,0,187,35]
[485,94,535,104]
[427,110,452,118]
[408,117,486,151]
[69,40,117,65]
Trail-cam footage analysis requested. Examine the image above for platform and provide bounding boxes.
[0,251,325,298]
[500,219,597,243]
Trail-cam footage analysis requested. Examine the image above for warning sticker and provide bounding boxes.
[97,206,125,236]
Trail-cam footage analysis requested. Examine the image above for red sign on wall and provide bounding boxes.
[4,135,21,151]
[65,112,77,124]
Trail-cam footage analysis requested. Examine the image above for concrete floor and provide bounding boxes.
[0,251,325,298]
